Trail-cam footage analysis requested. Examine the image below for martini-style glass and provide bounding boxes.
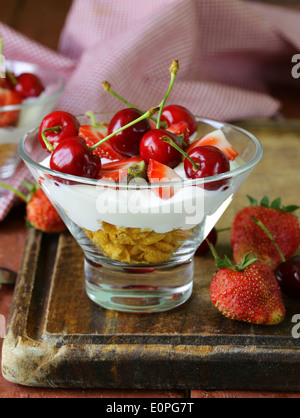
[19,114,263,313]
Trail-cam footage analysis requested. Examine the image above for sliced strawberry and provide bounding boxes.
[187,129,239,161]
[98,156,146,182]
[149,119,157,129]
[99,169,128,182]
[167,121,190,147]
[147,159,183,200]
[0,88,23,127]
[79,124,124,161]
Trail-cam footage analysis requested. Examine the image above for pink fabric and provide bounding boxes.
[0,0,300,220]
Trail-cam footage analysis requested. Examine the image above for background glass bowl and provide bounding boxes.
[0,60,65,179]
[19,114,263,313]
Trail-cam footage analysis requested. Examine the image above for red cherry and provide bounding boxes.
[140,128,183,169]
[161,105,198,136]
[275,256,300,300]
[39,111,80,151]
[108,108,151,157]
[196,228,218,256]
[14,73,45,99]
[184,146,230,191]
[50,137,101,179]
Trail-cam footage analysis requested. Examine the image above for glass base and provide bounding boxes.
[85,258,194,313]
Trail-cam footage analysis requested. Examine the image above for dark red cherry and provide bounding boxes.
[275,256,300,300]
[39,111,80,151]
[184,146,230,191]
[196,228,218,256]
[108,108,151,157]
[161,105,198,136]
[14,73,45,99]
[50,136,101,179]
[140,128,183,169]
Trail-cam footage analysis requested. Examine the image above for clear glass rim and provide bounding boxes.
[0,60,65,112]
[19,115,263,189]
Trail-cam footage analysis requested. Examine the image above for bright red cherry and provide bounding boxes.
[108,108,151,157]
[184,146,230,191]
[14,73,45,99]
[196,228,218,256]
[140,128,183,169]
[39,111,81,151]
[161,105,198,136]
[275,256,300,300]
[50,137,101,179]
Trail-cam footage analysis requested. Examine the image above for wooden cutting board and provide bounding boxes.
[2,121,300,390]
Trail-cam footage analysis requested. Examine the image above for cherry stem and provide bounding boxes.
[217,227,231,233]
[251,216,286,263]
[102,81,167,128]
[156,60,179,129]
[0,182,27,202]
[90,107,160,151]
[161,135,200,171]
[41,126,62,153]
[85,111,103,128]
[207,240,219,262]
[6,70,18,86]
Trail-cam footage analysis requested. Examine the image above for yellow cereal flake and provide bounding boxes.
[84,221,194,264]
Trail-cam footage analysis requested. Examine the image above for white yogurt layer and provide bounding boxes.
[38,155,241,234]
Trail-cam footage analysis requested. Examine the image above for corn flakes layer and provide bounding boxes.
[84,222,194,264]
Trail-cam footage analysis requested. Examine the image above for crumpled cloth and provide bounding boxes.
[0,0,300,220]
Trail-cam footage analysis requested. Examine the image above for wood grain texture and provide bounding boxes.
[1,121,300,391]
[0,0,72,50]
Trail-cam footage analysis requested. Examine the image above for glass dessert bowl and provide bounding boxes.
[0,60,65,179]
[19,113,263,313]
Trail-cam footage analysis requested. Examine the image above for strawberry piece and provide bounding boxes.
[79,124,124,161]
[187,129,239,161]
[210,253,286,326]
[26,188,67,233]
[167,121,190,147]
[147,159,183,199]
[231,196,300,271]
[0,88,23,127]
[98,156,146,182]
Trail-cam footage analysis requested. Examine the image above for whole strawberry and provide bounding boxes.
[231,196,300,271]
[209,247,286,326]
[0,182,66,233]
[26,187,66,233]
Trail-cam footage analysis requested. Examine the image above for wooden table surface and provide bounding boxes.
[1,0,300,399]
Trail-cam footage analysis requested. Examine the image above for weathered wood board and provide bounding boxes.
[2,121,300,390]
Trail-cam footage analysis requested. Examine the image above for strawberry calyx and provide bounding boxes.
[0,181,41,203]
[247,195,300,214]
[208,241,258,272]
[0,182,28,202]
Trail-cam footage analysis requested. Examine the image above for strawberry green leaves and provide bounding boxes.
[247,195,300,213]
